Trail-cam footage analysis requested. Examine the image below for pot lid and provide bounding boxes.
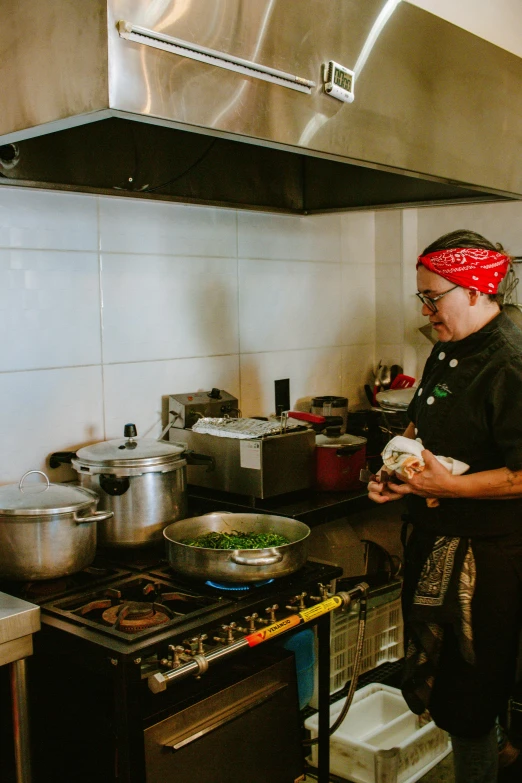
[312,396,348,408]
[74,424,186,468]
[315,433,366,448]
[375,388,416,410]
[0,471,99,516]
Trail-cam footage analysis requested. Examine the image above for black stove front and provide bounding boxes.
[16,557,341,783]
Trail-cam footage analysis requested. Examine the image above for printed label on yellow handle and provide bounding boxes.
[299,595,343,622]
[245,615,301,647]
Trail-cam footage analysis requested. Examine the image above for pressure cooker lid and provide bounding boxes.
[0,471,99,516]
[375,388,416,410]
[74,424,186,468]
[312,396,348,408]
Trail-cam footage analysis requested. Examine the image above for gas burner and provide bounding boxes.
[24,578,70,599]
[1,564,130,605]
[102,601,172,632]
[42,574,227,642]
[205,579,274,591]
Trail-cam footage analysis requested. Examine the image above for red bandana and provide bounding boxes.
[416,248,510,294]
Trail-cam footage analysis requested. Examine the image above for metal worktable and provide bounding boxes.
[0,592,40,783]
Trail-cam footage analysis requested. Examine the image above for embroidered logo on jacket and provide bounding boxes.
[432,383,452,399]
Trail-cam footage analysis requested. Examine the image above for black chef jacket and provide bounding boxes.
[406,310,522,537]
[402,310,522,737]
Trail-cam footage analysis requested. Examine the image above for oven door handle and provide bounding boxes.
[162,682,286,752]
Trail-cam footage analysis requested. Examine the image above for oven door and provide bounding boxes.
[144,651,304,783]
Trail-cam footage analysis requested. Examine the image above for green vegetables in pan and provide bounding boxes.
[182,530,290,550]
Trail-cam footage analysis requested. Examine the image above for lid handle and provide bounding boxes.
[19,470,50,491]
[124,423,138,438]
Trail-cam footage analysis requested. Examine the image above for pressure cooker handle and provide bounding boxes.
[231,552,284,566]
[49,451,77,469]
[287,411,325,424]
[99,474,130,496]
[336,444,364,456]
[73,510,114,525]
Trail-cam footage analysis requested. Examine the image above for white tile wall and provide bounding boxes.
[342,345,376,408]
[237,211,341,262]
[4,183,521,486]
[0,188,98,251]
[103,355,240,440]
[240,347,342,416]
[374,212,404,367]
[0,186,375,484]
[101,254,238,363]
[341,264,375,346]
[340,212,375,265]
[0,249,101,372]
[99,197,237,257]
[0,366,104,484]
[238,259,342,353]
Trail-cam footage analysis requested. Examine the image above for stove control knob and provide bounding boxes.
[166,645,185,669]
[286,592,307,611]
[221,623,237,644]
[245,613,259,633]
[311,583,331,603]
[265,604,279,624]
[186,634,208,655]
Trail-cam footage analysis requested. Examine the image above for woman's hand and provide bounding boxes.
[386,449,458,499]
[368,469,405,504]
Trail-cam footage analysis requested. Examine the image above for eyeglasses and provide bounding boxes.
[415,285,459,314]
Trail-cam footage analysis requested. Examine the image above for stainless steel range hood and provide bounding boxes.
[2,0,522,213]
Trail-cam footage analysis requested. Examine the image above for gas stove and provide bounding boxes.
[34,557,342,657]
[12,553,342,783]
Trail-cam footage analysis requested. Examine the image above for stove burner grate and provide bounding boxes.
[102,601,172,632]
[205,579,274,591]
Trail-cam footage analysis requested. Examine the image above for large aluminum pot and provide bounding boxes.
[0,471,113,581]
[163,512,310,583]
[50,424,213,548]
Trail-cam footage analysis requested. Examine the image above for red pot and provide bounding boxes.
[314,434,367,492]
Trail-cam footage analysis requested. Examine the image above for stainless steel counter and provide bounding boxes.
[0,592,40,783]
[0,592,40,666]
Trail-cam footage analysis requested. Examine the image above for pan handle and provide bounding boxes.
[73,510,114,525]
[231,551,284,566]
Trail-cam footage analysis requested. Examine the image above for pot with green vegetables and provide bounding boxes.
[163,512,310,583]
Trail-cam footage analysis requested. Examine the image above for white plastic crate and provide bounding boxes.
[305,683,451,783]
[310,597,404,707]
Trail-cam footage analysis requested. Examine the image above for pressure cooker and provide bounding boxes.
[50,424,214,547]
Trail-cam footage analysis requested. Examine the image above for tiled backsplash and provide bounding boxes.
[0,188,375,483]
[3,185,520,484]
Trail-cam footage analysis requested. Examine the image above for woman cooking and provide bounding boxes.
[368,230,522,783]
